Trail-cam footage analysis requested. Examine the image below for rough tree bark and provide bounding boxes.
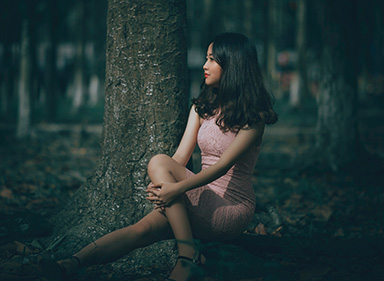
[315,0,361,171]
[50,0,188,277]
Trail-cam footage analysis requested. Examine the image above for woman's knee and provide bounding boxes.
[148,154,171,175]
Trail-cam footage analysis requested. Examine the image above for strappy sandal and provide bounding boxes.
[39,256,80,280]
[168,253,205,281]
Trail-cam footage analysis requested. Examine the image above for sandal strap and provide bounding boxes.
[39,258,66,278]
[71,255,81,268]
[177,254,202,266]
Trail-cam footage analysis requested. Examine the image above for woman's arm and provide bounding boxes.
[151,122,264,206]
[176,122,264,193]
[172,105,201,166]
[146,106,200,194]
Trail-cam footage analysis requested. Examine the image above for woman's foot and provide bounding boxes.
[56,256,81,276]
[168,252,206,281]
[40,255,81,279]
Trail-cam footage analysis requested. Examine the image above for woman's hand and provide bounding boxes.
[146,182,182,208]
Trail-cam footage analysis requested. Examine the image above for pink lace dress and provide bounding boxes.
[184,116,261,240]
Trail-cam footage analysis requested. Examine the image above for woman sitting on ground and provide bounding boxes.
[49,32,277,281]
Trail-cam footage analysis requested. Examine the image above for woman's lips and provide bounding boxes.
[204,73,209,78]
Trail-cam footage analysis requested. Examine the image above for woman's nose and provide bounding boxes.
[203,61,208,70]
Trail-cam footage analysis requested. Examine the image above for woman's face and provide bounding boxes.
[203,43,222,88]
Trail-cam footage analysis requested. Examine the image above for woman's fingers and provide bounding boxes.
[155,201,166,207]
[154,205,166,212]
[146,195,160,202]
[147,182,162,189]
[146,184,161,194]
[145,183,170,207]
[146,190,165,206]
[146,194,166,206]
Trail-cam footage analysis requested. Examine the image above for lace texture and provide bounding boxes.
[184,116,260,240]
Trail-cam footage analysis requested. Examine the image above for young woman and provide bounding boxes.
[50,32,277,281]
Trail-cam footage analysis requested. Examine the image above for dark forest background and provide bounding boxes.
[2,0,382,128]
[1,0,384,280]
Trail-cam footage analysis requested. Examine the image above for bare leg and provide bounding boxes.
[58,154,201,280]
[58,208,173,274]
[75,210,173,266]
[147,154,204,280]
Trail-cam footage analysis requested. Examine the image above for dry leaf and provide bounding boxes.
[0,187,13,199]
[312,205,333,221]
[254,223,267,235]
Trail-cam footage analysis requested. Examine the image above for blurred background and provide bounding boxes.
[1,0,107,125]
[1,0,383,128]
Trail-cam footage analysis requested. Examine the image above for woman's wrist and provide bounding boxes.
[176,181,188,194]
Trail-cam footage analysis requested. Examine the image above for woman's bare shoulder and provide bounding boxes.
[190,104,204,126]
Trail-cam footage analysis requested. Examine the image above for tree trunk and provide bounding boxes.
[45,0,59,121]
[290,0,308,107]
[315,0,361,171]
[71,0,86,113]
[264,0,278,91]
[87,0,108,107]
[50,0,188,277]
[242,0,255,39]
[16,19,31,138]
[0,43,12,117]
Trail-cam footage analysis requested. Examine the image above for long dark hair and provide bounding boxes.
[192,33,277,132]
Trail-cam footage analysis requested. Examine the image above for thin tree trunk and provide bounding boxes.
[87,0,107,107]
[315,0,361,171]
[27,0,38,122]
[50,0,188,277]
[290,0,308,107]
[265,0,278,91]
[202,0,216,46]
[16,19,31,138]
[1,43,12,117]
[242,0,255,39]
[71,0,86,113]
[0,80,6,116]
[45,0,59,121]
[88,73,100,106]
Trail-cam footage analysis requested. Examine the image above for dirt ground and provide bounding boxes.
[1,98,383,280]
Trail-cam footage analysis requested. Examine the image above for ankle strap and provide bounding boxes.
[71,255,81,268]
[177,255,201,265]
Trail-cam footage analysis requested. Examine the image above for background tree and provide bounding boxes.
[45,0,59,120]
[290,0,308,107]
[314,0,361,171]
[263,0,278,92]
[16,3,33,139]
[48,0,188,277]
[69,0,86,114]
[0,1,20,119]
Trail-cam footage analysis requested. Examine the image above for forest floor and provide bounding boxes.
[0,97,384,281]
